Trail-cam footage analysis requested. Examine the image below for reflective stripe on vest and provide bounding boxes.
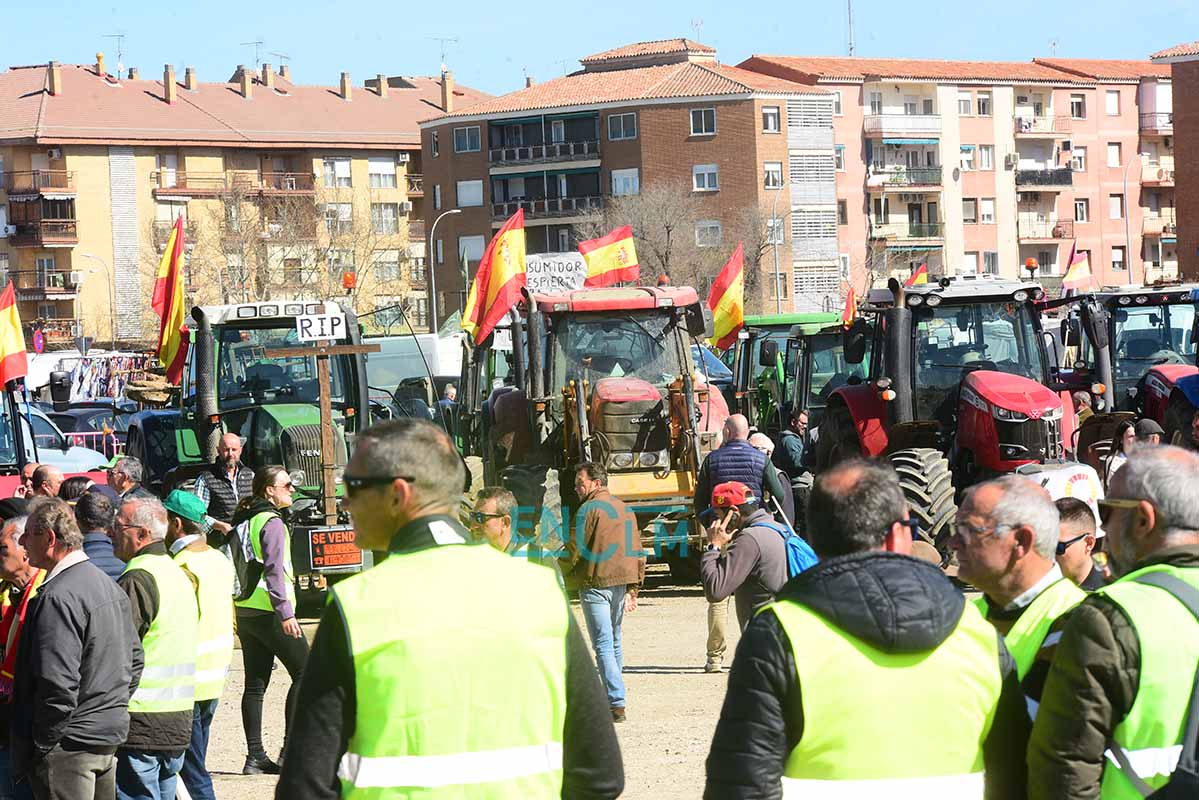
[1095,565,1199,799]
[973,577,1085,680]
[174,547,236,701]
[769,595,1001,792]
[781,772,985,799]
[333,543,569,799]
[122,552,199,713]
[234,511,295,614]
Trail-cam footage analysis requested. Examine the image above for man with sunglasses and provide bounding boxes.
[1030,445,1199,798]
[706,460,1029,799]
[469,487,562,585]
[1054,497,1107,591]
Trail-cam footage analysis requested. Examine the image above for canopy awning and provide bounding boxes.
[882,138,938,145]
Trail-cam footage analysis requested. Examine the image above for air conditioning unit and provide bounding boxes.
[397,153,411,163]
[68,271,82,286]
[2,226,14,237]
[47,148,62,160]
[1004,154,1019,169]
[399,201,413,214]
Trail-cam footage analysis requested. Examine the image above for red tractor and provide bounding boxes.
[817,274,1095,558]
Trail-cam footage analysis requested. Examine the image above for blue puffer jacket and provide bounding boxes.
[704,440,768,499]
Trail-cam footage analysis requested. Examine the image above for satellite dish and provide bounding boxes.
[952,167,961,182]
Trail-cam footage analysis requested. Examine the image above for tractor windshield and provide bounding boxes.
[808,333,869,411]
[552,312,685,388]
[1110,304,1197,380]
[216,324,350,407]
[913,301,1046,421]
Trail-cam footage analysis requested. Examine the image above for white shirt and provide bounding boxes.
[44,550,90,584]
[1003,563,1063,612]
[168,534,202,556]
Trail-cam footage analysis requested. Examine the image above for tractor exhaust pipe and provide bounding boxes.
[525,295,547,446]
[193,308,221,462]
[885,279,914,425]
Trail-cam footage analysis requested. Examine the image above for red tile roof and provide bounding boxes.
[580,39,715,65]
[740,55,1093,83]
[1033,58,1171,80]
[0,63,490,147]
[424,61,823,122]
[1152,42,1199,61]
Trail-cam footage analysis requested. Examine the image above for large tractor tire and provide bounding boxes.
[815,402,861,471]
[888,448,956,560]
[1163,391,1197,450]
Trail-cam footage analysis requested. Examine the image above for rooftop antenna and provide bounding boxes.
[847,0,856,56]
[556,58,570,76]
[428,36,458,73]
[269,51,290,70]
[1049,38,1058,56]
[691,18,703,41]
[103,33,125,75]
[240,38,265,70]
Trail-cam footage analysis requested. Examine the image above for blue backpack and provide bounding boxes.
[756,520,818,579]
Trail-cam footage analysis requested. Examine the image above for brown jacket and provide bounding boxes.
[562,488,645,592]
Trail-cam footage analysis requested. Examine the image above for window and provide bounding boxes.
[764,162,784,189]
[611,168,639,196]
[1112,245,1126,271]
[958,91,972,115]
[371,203,399,234]
[557,229,570,250]
[0,253,7,285]
[868,91,882,115]
[834,145,845,171]
[326,249,355,277]
[1106,142,1123,168]
[983,252,999,275]
[977,92,992,116]
[368,156,397,189]
[551,120,565,144]
[373,250,401,282]
[435,239,444,265]
[762,106,781,132]
[1071,146,1087,172]
[453,126,481,153]
[1071,94,1086,119]
[960,146,975,171]
[766,217,784,245]
[411,258,427,282]
[456,180,483,208]
[839,254,851,279]
[831,92,842,116]
[608,113,637,141]
[695,220,722,247]
[1105,90,1120,116]
[690,108,716,136]
[962,198,978,224]
[963,252,979,274]
[323,203,352,236]
[903,96,918,115]
[978,145,994,170]
[1109,193,1125,220]
[769,273,790,301]
[923,98,934,115]
[458,235,485,265]
[413,297,429,328]
[837,199,848,225]
[322,157,351,188]
[693,164,719,192]
[980,198,995,224]
[1074,198,1089,222]
[433,184,442,210]
[1037,250,1054,276]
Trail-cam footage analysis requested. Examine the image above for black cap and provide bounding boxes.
[1135,419,1165,438]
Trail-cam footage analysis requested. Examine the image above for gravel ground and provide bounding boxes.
[207,565,735,799]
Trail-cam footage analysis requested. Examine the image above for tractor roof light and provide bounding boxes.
[1117,296,1133,305]
[1013,290,1030,302]
[1091,382,1106,396]
[925,294,942,307]
[1135,295,1149,304]
[881,388,898,402]
[875,377,893,390]
[907,294,924,307]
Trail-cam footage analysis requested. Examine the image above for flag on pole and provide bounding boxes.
[904,263,929,287]
[1062,243,1093,293]
[152,215,189,384]
[842,286,857,328]
[707,243,744,351]
[0,283,28,385]
[462,209,527,344]
[579,225,640,287]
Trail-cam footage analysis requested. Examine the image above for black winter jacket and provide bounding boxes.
[704,550,1030,800]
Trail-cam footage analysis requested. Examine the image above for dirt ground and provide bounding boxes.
[207,565,735,800]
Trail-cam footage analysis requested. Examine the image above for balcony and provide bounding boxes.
[258,172,316,194]
[1015,168,1073,189]
[869,222,944,241]
[866,166,943,189]
[1143,210,1178,237]
[491,196,602,221]
[406,174,424,196]
[13,270,80,301]
[152,220,199,250]
[488,140,600,166]
[10,220,78,248]
[1143,162,1175,186]
[33,319,81,344]
[4,170,75,195]
[152,170,316,197]
[863,114,941,137]
[1140,112,1173,133]
[408,220,426,239]
[1014,116,1071,136]
[1018,220,1074,241]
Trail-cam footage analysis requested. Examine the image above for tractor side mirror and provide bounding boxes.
[1082,301,1110,352]
[758,339,779,368]
[683,303,712,338]
[49,371,71,412]
[843,319,869,365]
[1061,318,1081,348]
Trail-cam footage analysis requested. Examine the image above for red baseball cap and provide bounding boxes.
[711,481,756,509]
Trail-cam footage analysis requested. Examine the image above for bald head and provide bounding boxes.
[217,433,244,471]
[723,414,750,443]
[31,465,64,497]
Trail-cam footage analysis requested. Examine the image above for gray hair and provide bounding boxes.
[114,456,144,484]
[353,418,465,508]
[807,459,907,558]
[972,475,1060,560]
[1114,444,1199,539]
[123,496,168,542]
[1,516,27,541]
[27,498,83,551]
[748,432,775,455]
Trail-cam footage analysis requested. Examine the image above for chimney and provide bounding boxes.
[525,75,535,88]
[238,65,252,99]
[96,52,106,76]
[279,64,291,81]
[163,65,177,104]
[376,73,388,99]
[261,63,274,91]
[184,66,197,91]
[47,61,62,96]
[339,71,352,101]
[441,70,454,113]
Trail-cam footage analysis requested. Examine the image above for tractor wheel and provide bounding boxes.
[888,448,957,559]
[815,402,860,471]
[1163,391,1197,450]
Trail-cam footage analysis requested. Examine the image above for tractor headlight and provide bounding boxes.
[611,453,635,469]
[639,450,669,468]
[993,406,1028,422]
[289,469,307,488]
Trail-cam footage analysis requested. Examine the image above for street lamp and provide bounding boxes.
[427,208,462,332]
[1122,152,1145,287]
[78,253,117,350]
[769,191,796,315]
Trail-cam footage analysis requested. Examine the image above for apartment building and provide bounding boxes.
[1153,41,1199,280]
[0,56,487,348]
[419,39,841,315]
[740,55,1175,291]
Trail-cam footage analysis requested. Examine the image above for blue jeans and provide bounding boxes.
[178,700,218,800]
[0,747,32,800]
[579,585,627,708]
[115,749,185,800]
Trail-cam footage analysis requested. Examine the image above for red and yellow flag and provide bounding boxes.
[579,225,639,287]
[152,216,189,383]
[706,243,744,351]
[1062,243,1093,292]
[842,286,857,328]
[462,209,527,344]
[904,263,929,287]
[0,283,27,385]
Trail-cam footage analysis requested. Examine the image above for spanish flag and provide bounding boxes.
[152,215,189,384]
[1062,243,1093,292]
[904,263,929,287]
[0,283,27,385]
[579,225,639,287]
[462,209,527,344]
[842,286,857,328]
[707,243,744,351]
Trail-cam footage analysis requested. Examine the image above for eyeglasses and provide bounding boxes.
[1056,531,1092,555]
[275,482,294,491]
[1097,497,1143,526]
[954,521,1005,544]
[343,474,416,497]
[116,523,144,535]
[469,510,504,524]
[898,517,921,541]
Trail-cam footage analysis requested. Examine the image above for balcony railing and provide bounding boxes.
[10,220,78,247]
[869,222,944,240]
[259,172,316,193]
[406,174,424,195]
[866,166,943,187]
[1015,167,1073,188]
[491,196,602,220]
[863,114,941,135]
[1018,220,1075,240]
[488,140,600,165]
[4,170,75,194]
[1143,210,1178,236]
[152,220,199,249]
[1143,162,1175,185]
[152,170,316,195]
[1014,116,1071,135]
[1140,112,1173,131]
[408,220,426,239]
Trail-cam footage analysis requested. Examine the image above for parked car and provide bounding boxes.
[20,406,110,473]
[48,404,130,459]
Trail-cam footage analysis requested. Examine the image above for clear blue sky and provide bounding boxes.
[6,0,1195,97]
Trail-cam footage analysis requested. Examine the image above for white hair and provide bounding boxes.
[748,432,775,455]
[1116,444,1199,539]
[2,516,27,540]
[123,497,168,542]
[981,475,1061,560]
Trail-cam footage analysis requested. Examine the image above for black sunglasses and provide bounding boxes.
[343,474,415,496]
[1056,532,1091,555]
[469,510,504,524]
[899,517,921,541]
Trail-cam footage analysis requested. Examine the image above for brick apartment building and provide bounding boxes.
[419,40,841,316]
[0,55,487,348]
[1154,41,1199,280]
